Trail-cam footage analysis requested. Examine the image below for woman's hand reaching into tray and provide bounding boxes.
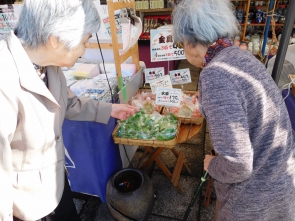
[111,104,139,120]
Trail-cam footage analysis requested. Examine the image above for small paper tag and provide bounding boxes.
[102,12,122,36]
[156,87,182,107]
[144,67,165,83]
[150,75,172,94]
[169,68,192,85]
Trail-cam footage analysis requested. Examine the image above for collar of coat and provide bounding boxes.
[6,31,60,107]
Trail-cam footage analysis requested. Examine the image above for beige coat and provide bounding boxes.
[0,32,112,221]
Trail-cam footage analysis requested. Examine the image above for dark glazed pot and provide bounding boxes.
[106,168,154,221]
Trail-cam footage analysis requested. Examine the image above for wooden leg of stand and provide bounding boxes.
[171,148,191,174]
[204,177,212,207]
[137,149,149,168]
[171,151,185,194]
[144,146,184,194]
[140,147,164,170]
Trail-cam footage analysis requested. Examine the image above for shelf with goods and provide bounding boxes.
[136,8,174,40]
[233,0,295,61]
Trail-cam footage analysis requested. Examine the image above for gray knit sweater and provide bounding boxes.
[199,46,295,221]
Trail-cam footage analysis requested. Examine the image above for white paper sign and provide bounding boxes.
[102,11,122,36]
[169,68,192,85]
[144,67,165,83]
[156,87,182,107]
[91,3,122,40]
[150,75,172,94]
[0,4,22,34]
[150,28,185,62]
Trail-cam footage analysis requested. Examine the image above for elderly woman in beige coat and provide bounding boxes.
[0,0,138,220]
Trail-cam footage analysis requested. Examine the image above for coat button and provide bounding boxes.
[56,136,61,141]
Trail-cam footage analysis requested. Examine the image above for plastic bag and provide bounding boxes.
[116,110,178,140]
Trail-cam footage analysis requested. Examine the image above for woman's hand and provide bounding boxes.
[111,104,139,120]
[204,154,215,172]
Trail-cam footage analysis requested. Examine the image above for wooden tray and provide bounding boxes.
[112,120,181,149]
[163,90,203,125]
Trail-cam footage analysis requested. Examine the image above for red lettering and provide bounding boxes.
[103,18,109,23]
[161,45,168,50]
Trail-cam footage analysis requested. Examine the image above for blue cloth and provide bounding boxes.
[282,88,295,130]
[62,117,122,203]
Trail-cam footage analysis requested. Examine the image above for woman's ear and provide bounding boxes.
[48,36,60,49]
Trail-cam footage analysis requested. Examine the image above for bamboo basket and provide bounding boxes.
[163,90,203,125]
[112,120,181,149]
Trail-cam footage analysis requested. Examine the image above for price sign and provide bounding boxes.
[169,68,191,85]
[0,5,17,34]
[150,28,185,62]
[144,67,165,83]
[150,75,172,94]
[156,88,182,107]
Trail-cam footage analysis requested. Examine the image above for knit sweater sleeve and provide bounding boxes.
[200,68,253,183]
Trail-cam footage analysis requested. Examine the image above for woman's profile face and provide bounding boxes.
[183,42,208,68]
[52,34,92,68]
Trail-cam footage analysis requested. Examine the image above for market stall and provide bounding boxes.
[113,89,204,193]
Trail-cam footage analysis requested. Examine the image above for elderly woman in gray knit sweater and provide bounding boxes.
[173,0,295,220]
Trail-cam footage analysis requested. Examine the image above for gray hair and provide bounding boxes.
[172,0,240,46]
[15,0,100,50]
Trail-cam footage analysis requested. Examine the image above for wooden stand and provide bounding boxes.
[132,123,202,194]
[86,0,141,90]
[107,0,140,90]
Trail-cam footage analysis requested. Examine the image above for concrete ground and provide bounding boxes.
[69,60,217,221]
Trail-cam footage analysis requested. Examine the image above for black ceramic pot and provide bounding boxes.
[106,168,154,221]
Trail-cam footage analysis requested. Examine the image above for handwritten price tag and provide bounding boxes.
[156,88,182,107]
[169,68,192,85]
[144,67,165,83]
[150,75,172,94]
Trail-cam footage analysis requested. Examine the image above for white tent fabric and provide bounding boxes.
[267,44,295,90]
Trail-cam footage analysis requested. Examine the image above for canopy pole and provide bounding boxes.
[271,0,295,84]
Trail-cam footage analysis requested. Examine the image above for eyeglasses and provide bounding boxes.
[176,42,183,49]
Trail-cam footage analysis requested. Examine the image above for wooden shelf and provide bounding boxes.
[247,22,267,26]
[86,43,123,49]
[246,22,295,27]
[136,8,174,12]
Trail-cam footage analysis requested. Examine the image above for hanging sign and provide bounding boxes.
[169,68,191,85]
[102,10,122,36]
[0,5,17,34]
[150,75,172,94]
[150,28,185,62]
[156,87,182,106]
[144,67,165,83]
